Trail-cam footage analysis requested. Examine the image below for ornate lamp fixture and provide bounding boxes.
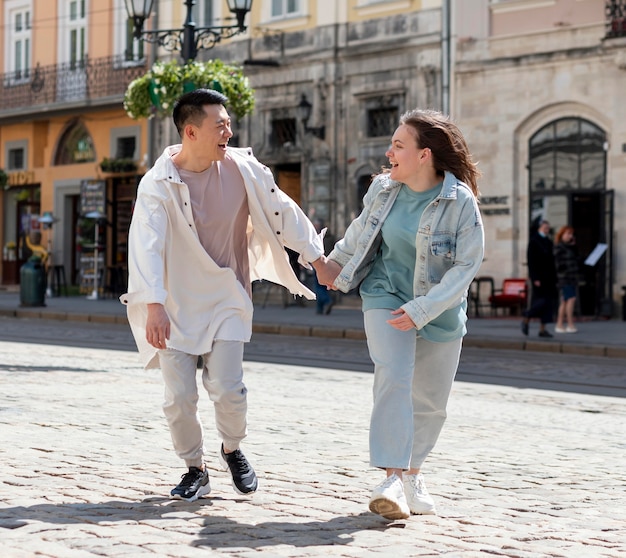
[296,93,325,140]
[124,0,253,63]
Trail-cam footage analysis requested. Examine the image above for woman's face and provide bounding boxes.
[385,124,425,184]
[562,229,574,243]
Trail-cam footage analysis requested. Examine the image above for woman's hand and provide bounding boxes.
[387,308,417,331]
[312,257,343,290]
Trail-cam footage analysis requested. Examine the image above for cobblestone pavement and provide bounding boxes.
[1,341,625,557]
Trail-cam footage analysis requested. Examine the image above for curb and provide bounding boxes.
[1,307,622,359]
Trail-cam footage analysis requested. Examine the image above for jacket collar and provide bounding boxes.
[152,145,185,184]
[385,170,465,200]
[151,145,254,183]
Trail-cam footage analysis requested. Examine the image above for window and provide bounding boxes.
[5,140,28,170]
[271,118,297,147]
[65,0,86,69]
[116,137,136,159]
[5,2,32,81]
[367,107,398,138]
[529,117,606,191]
[271,0,301,18]
[54,120,96,165]
[192,0,215,27]
[8,148,25,170]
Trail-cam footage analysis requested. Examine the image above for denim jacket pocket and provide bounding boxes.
[428,233,456,283]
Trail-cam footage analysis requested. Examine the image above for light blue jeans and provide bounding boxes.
[364,309,462,470]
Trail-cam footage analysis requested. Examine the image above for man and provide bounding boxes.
[121,89,327,501]
[521,219,557,337]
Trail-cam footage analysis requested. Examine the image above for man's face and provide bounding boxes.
[539,222,550,235]
[193,104,233,161]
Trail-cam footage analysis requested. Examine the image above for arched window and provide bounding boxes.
[54,119,95,165]
[529,117,606,191]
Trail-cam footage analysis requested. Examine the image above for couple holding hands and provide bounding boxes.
[122,88,484,520]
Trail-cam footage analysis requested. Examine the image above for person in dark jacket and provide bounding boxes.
[521,220,557,337]
[553,226,579,333]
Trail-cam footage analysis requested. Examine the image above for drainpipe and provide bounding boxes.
[147,1,159,166]
[441,0,450,115]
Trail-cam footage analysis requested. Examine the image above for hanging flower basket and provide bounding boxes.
[124,59,255,121]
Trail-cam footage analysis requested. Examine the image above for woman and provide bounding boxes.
[316,109,484,519]
[553,226,579,333]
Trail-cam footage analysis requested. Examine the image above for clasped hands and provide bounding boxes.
[311,256,416,331]
[311,255,342,290]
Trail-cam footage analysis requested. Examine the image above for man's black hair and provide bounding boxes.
[172,88,229,137]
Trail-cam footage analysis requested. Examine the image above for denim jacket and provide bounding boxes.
[329,171,484,331]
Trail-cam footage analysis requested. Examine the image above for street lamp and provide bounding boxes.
[296,93,325,140]
[124,0,254,63]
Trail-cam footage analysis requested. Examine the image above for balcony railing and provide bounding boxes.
[606,0,626,38]
[0,55,147,117]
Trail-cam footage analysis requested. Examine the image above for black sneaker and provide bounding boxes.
[219,444,258,495]
[170,466,211,501]
[538,330,553,338]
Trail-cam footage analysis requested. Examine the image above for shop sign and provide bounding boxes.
[8,171,35,186]
[80,179,106,216]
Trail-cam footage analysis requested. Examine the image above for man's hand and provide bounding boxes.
[387,308,417,331]
[146,303,170,349]
[311,256,342,290]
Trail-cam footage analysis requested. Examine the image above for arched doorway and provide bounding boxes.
[528,117,613,317]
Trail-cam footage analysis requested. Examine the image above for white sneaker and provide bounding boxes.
[369,474,410,520]
[403,473,436,515]
[566,327,578,333]
[555,326,567,333]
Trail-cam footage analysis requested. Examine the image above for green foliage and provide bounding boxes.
[124,59,255,121]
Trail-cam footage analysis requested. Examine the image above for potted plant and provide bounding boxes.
[124,59,255,121]
[100,157,138,173]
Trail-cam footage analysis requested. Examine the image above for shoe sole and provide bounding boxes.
[218,452,257,496]
[369,497,410,520]
[171,482,211,502]
[408,506,437,515]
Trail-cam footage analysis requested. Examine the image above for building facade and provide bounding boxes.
[2,0,623,317]
[0,0,148,293]
[454,0,625,317]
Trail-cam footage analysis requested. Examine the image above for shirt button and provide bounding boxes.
[425,225,430,231]
[276,231,281,235]
[420,255,425,261]
[271,188,275,192]
[274,211,279,216]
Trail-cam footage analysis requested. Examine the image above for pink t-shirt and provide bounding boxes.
[177,159,251,297]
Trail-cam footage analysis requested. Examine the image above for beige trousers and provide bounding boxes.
[158,341,248,468]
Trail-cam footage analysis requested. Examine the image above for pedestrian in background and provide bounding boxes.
[312,218,335,314]
[553,225,579,333]
[122,89,327,502]
[317,109,484,519]
[521,220,557,338]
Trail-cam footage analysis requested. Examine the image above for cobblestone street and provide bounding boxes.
[1,340,624,557]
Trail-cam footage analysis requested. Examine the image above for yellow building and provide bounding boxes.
[0,0,148,293]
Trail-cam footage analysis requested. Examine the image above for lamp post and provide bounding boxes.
[124,0,254,63]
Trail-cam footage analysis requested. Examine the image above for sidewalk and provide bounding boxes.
[0,289,625,358]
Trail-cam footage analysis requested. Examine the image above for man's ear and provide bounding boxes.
[184,124,197,141]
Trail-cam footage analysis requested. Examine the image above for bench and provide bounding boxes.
[489,278,528,315]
